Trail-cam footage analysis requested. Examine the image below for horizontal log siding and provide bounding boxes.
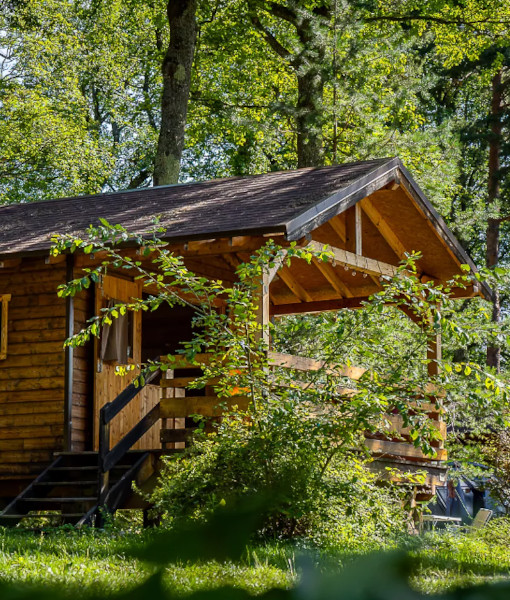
[0,258,67,479]
[71,288,93,451]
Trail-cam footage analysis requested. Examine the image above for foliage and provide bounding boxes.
[480,429,510,515]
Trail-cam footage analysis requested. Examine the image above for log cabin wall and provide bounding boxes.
[0,256,67,494]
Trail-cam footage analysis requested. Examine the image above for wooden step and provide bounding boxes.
[22,497,95,503]
[34,480,97,487]
[0,513,85,522]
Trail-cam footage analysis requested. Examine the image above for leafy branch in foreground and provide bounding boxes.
[51,223,510,538]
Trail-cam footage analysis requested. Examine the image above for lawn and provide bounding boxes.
[0,517,509,598]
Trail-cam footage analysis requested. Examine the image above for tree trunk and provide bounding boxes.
[153,0,198,186]
[296,67,325,168]
[486,70,503,371]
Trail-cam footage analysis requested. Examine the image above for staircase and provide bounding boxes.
[0,451,153,527]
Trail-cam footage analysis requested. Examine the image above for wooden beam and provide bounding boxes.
[278,265,313,303]
[361,196,408,261]
[427,331,442,377]
[365,438,447,461]
[328,214,347,243]
[221,253,241,271]
[160,396,250,418]
[355,203,362,254]
[268,351,366,380]
[45,254,67,265]
[308,240,398,278]
[0,259,21,269]
[266,250,288,284]
[271,297,371,315]
[311,257,353,298]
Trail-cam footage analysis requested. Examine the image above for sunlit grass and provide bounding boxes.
[0,517,510,597]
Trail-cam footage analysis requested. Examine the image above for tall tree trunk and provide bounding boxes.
[153,0,197,186]
[486,69,503,371]
[248,2,328,169]
[296,65,325,168]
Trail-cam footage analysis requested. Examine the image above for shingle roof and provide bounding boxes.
[0,158,395,257]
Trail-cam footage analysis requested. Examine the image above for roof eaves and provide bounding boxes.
[397,163,494,302]
[284,157,400,241]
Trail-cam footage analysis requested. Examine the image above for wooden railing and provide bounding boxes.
[159,351,447,469]
[97,366,162,515]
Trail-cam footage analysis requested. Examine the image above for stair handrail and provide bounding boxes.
[97,363,161,512]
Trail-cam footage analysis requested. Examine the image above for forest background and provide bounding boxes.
[1,0,509,365]
[2,0,510,472]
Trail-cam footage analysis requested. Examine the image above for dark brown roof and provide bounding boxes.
[0,158,395,257]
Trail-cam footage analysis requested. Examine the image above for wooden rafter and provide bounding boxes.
[360,196,408,261]
[308,240,398,278]
[278,265,313,303]
[328,215,347,243]
[221,253,241,271]
[312,257,353,298]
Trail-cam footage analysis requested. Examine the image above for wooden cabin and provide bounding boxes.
[0,157,490,524]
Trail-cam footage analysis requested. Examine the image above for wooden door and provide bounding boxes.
[93,275,144,449]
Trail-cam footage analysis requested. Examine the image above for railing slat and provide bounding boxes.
[102,403,161,473]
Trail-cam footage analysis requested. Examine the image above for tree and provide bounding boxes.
[153,0,198,185]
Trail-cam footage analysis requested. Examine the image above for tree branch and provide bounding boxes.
[365,14,510,29]
[249,13,294,62]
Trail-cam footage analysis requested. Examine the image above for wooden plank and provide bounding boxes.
[365,438,447,461]
[0,294,10,360]
[0,378,65,392]
[355,203,362,254]
[10,317,66,332]
[161,376,220,388]
[160,396,250,418]
[0,365,65,381]
[160,428,195,443]
[308,241,398,278]
[8,329,66,344]
[255,270,270,346]
[311,257,353,298]
[0,258,21,269]
[0,425,64,440]
[0,389,65,403]
[381,414,447,439]
[271,297,371,315]
[0,450,55,464]
[267,351,366,380]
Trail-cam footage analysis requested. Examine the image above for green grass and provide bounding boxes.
[409,519,510,594]
[0,517,510,597]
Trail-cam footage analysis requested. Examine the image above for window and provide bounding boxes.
[0,294,11,360]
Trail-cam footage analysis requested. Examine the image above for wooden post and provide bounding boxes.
[427,331,442,377]
[97,410,110,527]
[345,204,362,254]
[255,272,270,347]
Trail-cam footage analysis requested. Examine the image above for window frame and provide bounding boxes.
[0,294,11,360]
